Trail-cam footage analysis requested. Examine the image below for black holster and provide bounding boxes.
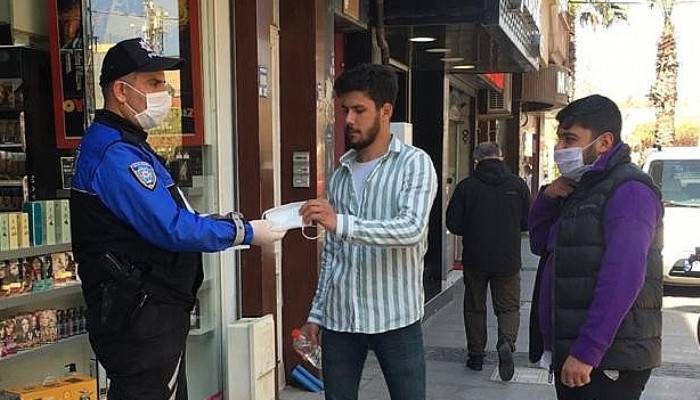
[98,252,150,332]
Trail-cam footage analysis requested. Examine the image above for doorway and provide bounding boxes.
[442,85,475,282]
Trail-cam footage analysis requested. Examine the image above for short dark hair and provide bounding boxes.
[102,81,113,95]
[334,63,398,108]
[556,94,622,144]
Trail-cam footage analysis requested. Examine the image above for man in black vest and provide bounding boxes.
[529,95,663,400]
[446,142,530,381]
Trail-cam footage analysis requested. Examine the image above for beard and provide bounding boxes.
[346,114,381,151]
[583,142,599,165]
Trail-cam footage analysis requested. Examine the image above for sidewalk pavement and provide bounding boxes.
[281,238,700,400]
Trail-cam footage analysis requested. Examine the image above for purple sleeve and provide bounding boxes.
[528,190,562,256]
[569,181,661,367]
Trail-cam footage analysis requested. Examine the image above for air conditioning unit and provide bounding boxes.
[228,314,276,400]
[482,83,512,116]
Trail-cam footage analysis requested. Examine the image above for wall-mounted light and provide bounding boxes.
[452,64,476,70]
[440,57,464,62]
[426,48,451,53]
[410,36,437,43]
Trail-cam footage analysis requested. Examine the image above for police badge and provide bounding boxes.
[129,161,157,190]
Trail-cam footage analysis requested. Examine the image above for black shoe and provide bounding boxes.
[497,342,515,381]
[466,355,484,371]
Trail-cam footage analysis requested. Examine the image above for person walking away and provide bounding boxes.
[446,142,530,381]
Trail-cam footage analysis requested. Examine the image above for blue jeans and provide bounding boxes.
[321,321,426,400]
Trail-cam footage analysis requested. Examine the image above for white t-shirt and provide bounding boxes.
[351,157,382,199]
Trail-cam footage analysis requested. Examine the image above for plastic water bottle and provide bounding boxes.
[292,328,322,369]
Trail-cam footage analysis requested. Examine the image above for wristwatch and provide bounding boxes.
[228,212,247,246]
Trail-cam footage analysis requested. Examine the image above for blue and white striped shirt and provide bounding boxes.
[308,136,438,334]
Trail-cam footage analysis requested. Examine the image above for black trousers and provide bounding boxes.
[554,368,652,400]
[89,301,190,400]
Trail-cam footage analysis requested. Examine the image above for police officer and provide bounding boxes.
[70,38,286,400]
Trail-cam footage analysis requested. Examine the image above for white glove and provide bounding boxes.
[249,219,287,246]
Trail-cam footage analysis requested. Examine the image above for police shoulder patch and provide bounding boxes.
[129,161,157,190]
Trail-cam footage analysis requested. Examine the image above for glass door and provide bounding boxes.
[444,87,472,276]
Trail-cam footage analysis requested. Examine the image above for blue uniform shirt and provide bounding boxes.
[72,111,252,252]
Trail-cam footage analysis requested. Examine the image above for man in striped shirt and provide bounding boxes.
[300,64,437,400]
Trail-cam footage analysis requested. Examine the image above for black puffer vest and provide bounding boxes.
[553,145,663,370]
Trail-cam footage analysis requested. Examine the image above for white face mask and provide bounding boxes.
[262,201,319,240]
[553,137,600,181]
[120,81,172,130]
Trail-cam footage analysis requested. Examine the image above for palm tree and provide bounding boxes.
[570,0,680,148]
[571,0,628,28]
[567,1,628,100]
[648,0,678,147]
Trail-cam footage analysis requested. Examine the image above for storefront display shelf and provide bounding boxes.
[0,282,82,311]
[188,279,213,337]
[0,180,23,187]
[180,186,204,197]
[0,243,72,260]
[0,143,24,149]
[0,334,87,363]
[189,325,214,336]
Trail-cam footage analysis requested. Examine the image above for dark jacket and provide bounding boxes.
[446,159,530,274]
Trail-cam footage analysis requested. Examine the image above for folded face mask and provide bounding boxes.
[262,201,319,240]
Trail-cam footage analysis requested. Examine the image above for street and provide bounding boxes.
[281,238,700,400]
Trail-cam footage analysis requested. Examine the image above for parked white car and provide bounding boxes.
[643,147,700,286]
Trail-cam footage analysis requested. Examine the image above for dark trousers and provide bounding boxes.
[89,302,190,400]
[554,369,652,400]
[321,321,426,400]
[108,353,187,400]
[463,269,520,356]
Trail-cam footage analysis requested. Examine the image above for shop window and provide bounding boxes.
[0,2,225,396]
[49,0,94,151]
[48,0,204,188]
